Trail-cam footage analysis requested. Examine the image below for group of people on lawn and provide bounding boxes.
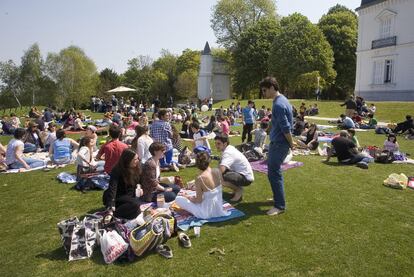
[0,76,410,221]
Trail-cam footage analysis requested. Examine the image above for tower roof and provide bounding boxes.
[202,41,211,55]
[356,0,387,11]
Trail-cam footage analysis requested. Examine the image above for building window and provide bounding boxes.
[380,17,392,38]
[384,60,393,83]
[373,59,394,84]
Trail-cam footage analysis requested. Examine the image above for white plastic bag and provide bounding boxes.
[100,230,128,264]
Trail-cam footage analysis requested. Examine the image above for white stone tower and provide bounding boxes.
[197,42,213,101]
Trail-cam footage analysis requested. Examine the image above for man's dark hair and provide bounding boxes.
[191,121,200,130]
[158,109,168,119]
[56,129,66,140]
[248,100,254,105]
[260,121,269,129]
[149,142,166,156]
[406,115,412,120]
[109,125,121,139]
[340,114,346,118]
[14,128,26,139]
[259,76,280,91]
[214,133,229,144]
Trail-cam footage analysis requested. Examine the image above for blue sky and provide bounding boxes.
[0,0,361,73]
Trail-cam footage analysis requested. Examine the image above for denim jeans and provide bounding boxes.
[160,148,174,168]
[9,157,45,169]
[24,143,37,153]
[267,141,290,210]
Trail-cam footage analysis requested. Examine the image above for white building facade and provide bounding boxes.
[355,0,414,101]
[197,42,230,101]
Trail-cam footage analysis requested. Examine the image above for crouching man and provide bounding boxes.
[214,134,254,202]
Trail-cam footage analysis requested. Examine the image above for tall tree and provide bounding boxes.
[233,17,280,98]
[0,60,23,107]
[268,13,336,96]
[152,50,178,101]
[44,46,99,108]
[20,43,43,105]
[211,0,277,49]
[176,49,200,75]
[174,70,198,99]
[318,8,358,96]
[98,68,120,96]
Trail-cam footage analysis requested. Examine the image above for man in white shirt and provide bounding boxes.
[214,134,254,202]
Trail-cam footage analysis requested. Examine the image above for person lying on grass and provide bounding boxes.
[325,130,371,169]
[175,151,231,219]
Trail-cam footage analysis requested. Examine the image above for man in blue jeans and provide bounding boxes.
[260,77,295,216]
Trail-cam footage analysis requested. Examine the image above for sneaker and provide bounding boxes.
[156,244,173,259]
[178,233,192,248]
[266,207,285,216]
[356,162,368,169]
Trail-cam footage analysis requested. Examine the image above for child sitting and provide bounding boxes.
[383,133,399,153]
[191,122,210,150]
[251,121,268,150]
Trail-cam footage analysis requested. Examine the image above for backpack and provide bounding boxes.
[375,150,395,164]
[178,146,192,165]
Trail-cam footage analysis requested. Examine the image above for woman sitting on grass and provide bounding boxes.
[175,152,230,219]
[296,123,319,150]
[76,136,104,178]
[102,148,142,219]
[49,129,79,165]
[140,142,181,203]
[131,125,153,165]
[5,128,45,170]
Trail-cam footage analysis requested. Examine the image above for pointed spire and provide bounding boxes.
[202,41,211,55]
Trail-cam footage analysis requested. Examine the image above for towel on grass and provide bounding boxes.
[139,189,245,231]
[250,160,304,174]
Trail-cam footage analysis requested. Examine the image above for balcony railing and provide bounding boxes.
[372,36,397,49]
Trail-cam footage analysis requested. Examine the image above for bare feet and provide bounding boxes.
[230,187,243,202]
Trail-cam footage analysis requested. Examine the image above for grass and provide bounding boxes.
[1,100,414,276]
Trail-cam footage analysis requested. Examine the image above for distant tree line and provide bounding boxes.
[0,1,357,108]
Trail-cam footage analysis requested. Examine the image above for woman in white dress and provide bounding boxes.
[175,152,230,219]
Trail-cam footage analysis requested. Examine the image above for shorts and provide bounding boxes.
[222,170,252,187]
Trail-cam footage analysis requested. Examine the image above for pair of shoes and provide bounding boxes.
[230,187,243,202]
[170,163,179,172]
[266,207,285,216]
[356,162,368,169]
[178,233,191,248]
[156,244,173,259]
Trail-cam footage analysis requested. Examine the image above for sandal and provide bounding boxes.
[156,244,173,259]
[178,233,192,248]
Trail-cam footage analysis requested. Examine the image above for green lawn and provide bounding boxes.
[1,100,414,276]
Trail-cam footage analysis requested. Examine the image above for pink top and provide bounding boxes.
[221,121,230,135]
[127,121,139,130]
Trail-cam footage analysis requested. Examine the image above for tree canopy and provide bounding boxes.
[233,17,280,98]
[268,13,336,96]
[211,0,277,49]
[318,7,358,96]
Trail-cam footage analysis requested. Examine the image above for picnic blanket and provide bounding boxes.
[1,152,51,174]
[139,189,245,231]
[250,160,304,174]
[65,127,106,135]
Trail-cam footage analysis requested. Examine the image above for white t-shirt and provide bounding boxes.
[137,135,153,164]
[5,139,24,165]
[76,146,96,167]
[220,145,254,181]
[193,130,210,149]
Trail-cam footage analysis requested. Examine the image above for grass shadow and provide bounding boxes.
[35,247,67,261]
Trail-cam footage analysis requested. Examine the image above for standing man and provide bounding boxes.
[259,77,294,216]
[208,96,213,111]
[241,100,257,143]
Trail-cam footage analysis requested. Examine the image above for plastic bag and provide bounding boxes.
[100,230,128,264]
[383,173,408,189]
